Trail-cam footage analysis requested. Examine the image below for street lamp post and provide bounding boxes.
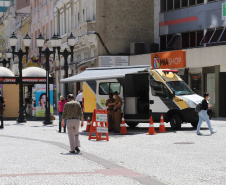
[9,33,31,123]
[36,33,56,125]
[0,49,12,68]
[53,33,76,97]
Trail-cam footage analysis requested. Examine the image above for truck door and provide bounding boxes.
[123,72,150,123]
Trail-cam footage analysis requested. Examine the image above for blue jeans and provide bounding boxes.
[59,112,66,132]
[197,110,213,134]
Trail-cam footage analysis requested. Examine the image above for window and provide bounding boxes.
[197,30,204,46]
[167,0,173,10]
[189,0,196,6]
[161,0,167,12]
[167,35,181,49]
[160,35,167,51]
[166,81,194,96]
[150,80,172,99]
[182,32,189,48]
[209,28,224,44]
[182,0,188,7]
[174,0,181,9]
[190,32,196,47]
[219,29,226,43]
[99,83,121,95]
[200,29,215,44]
[161,0,204,12]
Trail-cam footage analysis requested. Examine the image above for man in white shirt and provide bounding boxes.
[76,90,83,108]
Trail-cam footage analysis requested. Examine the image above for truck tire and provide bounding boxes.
[170,114,181,130]
[126,122,139,128]
[191,122,198,129]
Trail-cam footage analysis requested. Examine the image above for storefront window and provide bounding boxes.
[191,75,202,96]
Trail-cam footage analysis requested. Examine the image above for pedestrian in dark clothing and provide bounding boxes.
[197,92,216,135]
[0,94,6,129]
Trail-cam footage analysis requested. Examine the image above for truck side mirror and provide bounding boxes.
[150,100,154,104]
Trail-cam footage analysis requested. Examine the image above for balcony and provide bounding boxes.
[72,21,96,38]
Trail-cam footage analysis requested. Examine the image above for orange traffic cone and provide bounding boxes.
[158,114,166,133]
[120,116,128,134]
[86,116,91,132]
[146,116,157,135]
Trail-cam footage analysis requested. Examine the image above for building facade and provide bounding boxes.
[54,0,155,101]
[142,0,226,117]
[0,0,30,73]
[30,0,54,62]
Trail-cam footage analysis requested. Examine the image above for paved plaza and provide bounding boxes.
[0,117,226,185]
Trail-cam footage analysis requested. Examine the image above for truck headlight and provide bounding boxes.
[186,101,196,108]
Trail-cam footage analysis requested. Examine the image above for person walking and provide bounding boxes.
[76,90,83,109]
[112,91,122,133]
[105,93,115,131]
[197,92,215,135]
[62,94,84,153]
[0,93,6,129]
[57,96,67,133]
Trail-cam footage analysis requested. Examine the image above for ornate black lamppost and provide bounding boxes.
[36,33,56,125]
[51,33,76,97]
[9,33,31,123]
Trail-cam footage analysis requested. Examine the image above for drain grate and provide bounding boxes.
[173,142,195,144]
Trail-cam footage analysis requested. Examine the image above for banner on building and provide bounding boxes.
[151,50,186,69]
[222,3,226,20]
[35,84,53,117]
[98,56,129,67]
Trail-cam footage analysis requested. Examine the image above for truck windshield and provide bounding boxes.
[166,81,194,95]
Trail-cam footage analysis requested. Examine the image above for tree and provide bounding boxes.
[0,33,6,53]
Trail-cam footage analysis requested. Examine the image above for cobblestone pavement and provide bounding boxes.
[0,117,226,185]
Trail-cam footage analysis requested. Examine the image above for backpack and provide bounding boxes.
[195,103,202,112]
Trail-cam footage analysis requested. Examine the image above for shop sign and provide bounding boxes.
[222,3,226,20]
[98,56,129,67]
[151,50,186,69]
[23,78,46,83]
[0,78,16,83]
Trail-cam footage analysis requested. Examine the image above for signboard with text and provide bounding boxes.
[96,113,108,122]
[223,3,226,20]
[151,50,186,69]
[98,56,129,67]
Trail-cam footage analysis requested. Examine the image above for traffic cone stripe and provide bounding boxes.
[120,124,126,127]
[146,116,157,135]
[160,123,164,125]
[87,122,91,125]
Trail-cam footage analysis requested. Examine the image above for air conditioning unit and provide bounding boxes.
[130,42,145,55]
[145,43,159,54]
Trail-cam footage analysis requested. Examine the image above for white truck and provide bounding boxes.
[61,65,205,130]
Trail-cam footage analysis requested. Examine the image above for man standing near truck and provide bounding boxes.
[105,93,115,132]
[113,91,122,133]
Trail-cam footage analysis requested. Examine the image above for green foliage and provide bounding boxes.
[0,33,6,52]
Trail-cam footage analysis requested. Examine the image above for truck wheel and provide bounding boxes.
[126,122,139,128]
[170,114,181,130]
[191,122,198,129]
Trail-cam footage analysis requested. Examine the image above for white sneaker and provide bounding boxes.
[211,131,216,134]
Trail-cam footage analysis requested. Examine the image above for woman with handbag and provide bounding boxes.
[197,92,215,135]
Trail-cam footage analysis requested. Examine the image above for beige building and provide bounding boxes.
[0,0,30,73]
[54,0,155,99]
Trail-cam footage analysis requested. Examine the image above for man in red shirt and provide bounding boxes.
[57,96,67,133]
